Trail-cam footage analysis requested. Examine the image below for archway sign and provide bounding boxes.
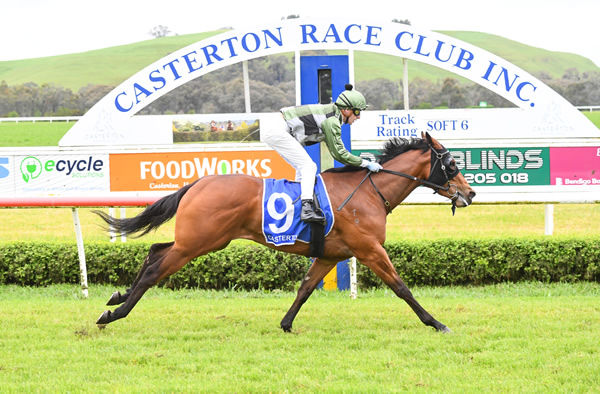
[59,17,597,146]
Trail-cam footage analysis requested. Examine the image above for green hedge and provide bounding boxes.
[0,239,598,289]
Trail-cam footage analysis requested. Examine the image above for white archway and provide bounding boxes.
[60,17,596,146]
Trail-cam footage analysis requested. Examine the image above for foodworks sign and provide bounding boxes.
[110,150,295,192]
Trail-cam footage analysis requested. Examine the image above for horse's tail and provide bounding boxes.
[94,180,198,237]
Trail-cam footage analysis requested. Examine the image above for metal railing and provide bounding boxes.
[0,116,81,123]
[576,106,600,112]
[0,105,598,123]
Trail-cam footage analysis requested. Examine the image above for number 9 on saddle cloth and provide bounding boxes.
[262,175,333,257]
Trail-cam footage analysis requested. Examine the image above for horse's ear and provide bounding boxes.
[424,131,433,144]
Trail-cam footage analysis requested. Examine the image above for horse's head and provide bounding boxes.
[421,132,475,212]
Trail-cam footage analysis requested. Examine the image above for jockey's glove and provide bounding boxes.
[361,159,383,172]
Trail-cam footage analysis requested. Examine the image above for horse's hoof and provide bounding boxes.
[438,325,451,334]
[280,322,292,333]
[96,310,112,326]
[106,291,121,306]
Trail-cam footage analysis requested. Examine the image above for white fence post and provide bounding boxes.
[109,207,116,242]
[120,207,127,242]
[349,257,358,299]
[71,208,88,298]
[109,207,127,242]
[545,204,554,235]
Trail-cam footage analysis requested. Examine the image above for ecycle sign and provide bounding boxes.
[60,17,595,147]
[13,154,108,195]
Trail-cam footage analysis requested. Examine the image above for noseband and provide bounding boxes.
[425,145,461,214]
[337,143,462,214]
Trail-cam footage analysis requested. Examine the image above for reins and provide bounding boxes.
[336,146,458,214]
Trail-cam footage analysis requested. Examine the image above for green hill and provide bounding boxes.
[0,30,227,91]
[0,29,598,91]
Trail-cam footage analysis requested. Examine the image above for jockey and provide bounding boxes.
[261,84,383,223]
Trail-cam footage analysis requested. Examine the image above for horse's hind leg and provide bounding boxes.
[96,242,191,327]
[357,244,450,333]
[106,242,174,306]
[280,258,336,332]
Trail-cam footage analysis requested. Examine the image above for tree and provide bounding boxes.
[357,79,403,110]
[408,77,439,108]
[562,68,580,81]
[440,78,467,108]
[149,25,172,38]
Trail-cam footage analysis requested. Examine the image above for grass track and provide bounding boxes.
[1,203,598,244]
[0,283,599,392]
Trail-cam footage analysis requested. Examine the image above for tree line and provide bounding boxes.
[1,55,598,117]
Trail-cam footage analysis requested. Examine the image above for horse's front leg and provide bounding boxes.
[280,258,336,332]
[356,244,450,333]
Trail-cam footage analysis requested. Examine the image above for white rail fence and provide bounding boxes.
[0,106,598,123]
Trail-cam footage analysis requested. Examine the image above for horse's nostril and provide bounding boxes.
[469,191,476,200]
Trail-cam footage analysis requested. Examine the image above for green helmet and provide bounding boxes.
[335,84,368,110]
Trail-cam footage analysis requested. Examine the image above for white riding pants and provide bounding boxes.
[261,116,317,200]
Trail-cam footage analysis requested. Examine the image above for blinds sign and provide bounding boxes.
[451,147,549,186]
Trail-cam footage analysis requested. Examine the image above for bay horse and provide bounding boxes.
[95,132,475,333]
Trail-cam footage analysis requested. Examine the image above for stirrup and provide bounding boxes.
[301,200,325,223]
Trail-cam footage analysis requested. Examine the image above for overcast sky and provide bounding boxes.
[1,0,598,67]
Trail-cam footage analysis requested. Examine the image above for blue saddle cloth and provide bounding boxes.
[262,175,334,246]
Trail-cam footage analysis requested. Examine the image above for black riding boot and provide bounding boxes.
[301,199,325,223]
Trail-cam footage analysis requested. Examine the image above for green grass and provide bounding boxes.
[0,283,598,392]
[1,30,597,91]
[0,203,598,244]
[0,121,74,146]
[584,110,600,128]
[0,30,228,91]
[386,203,600,240]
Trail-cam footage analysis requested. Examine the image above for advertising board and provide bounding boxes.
[352,145,600,189]
[0,152,109,196]
[550,147,600,186]
[351,109,599,141]
[1,143,598,203]
[109,150,295,192]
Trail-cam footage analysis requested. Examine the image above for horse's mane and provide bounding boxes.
[324,137,429,173]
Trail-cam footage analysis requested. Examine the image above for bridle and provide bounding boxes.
[337,143,462,214]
